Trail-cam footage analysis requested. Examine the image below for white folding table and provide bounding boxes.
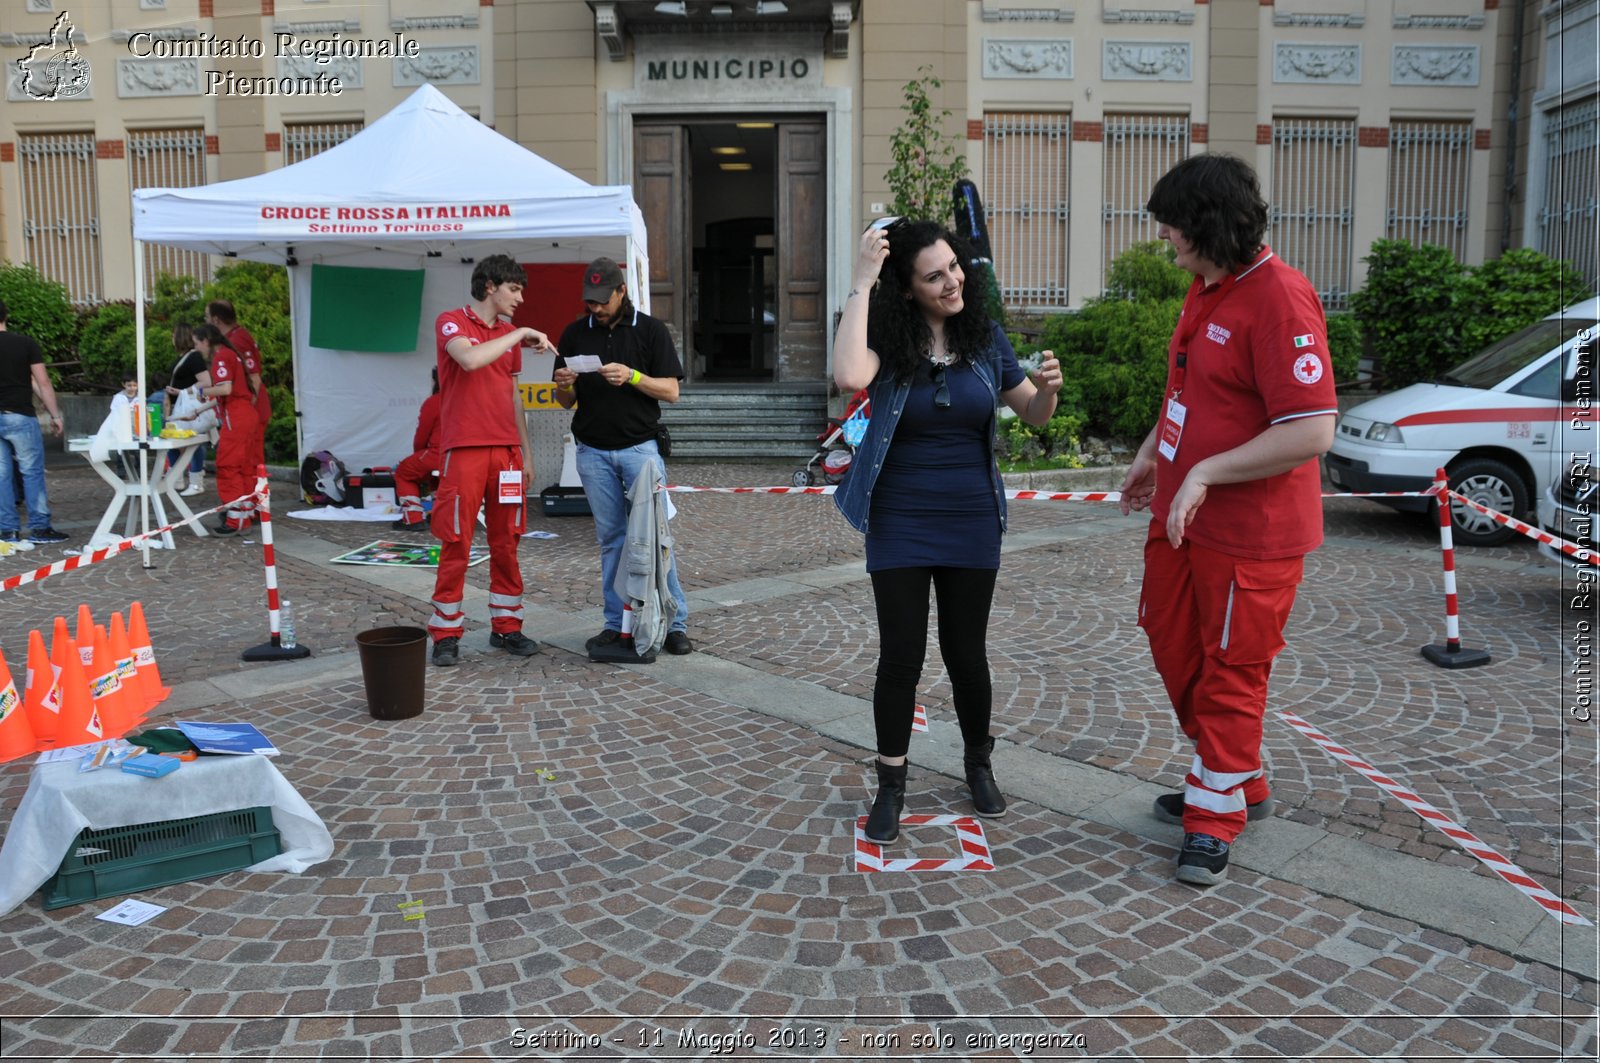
[68,436,208,550]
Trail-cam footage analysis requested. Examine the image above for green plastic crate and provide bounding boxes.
[42,806,282,910]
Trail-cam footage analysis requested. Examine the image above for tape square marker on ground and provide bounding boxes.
[854,814,994,873]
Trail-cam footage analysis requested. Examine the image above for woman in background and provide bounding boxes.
[188,323,261,534]
[164,323,209,496]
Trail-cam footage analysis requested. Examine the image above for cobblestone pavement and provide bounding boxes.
[0,461,1593,1060]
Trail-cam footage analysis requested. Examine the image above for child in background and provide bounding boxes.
[108,369,140,478]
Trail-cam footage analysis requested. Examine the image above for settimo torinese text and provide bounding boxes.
[125,32,419,96]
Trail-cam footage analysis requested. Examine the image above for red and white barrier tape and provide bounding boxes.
[0,478,267,595]
[1278,710,1591,926]
[663,483,1443,504]
[1446,489,1597,566]
[854,814,993,873]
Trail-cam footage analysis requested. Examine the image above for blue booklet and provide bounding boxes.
[172,721,280,756]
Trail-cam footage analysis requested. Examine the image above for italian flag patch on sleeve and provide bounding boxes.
[1293,334,1315,348]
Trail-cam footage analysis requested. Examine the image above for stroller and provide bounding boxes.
[791,389,871,487]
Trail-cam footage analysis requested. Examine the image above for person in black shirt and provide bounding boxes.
[552,257,692,658]
[0,299,68,544]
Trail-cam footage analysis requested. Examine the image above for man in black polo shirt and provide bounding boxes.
[552,257,692,659]
[0,299,69,545]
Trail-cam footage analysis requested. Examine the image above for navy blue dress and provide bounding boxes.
[865,347,1025,573]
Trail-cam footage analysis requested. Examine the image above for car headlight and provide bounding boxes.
[1365,422,1403,443]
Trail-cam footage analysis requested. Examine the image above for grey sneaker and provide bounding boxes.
[489,630,540,656]
[28,527,68,544]
[1153,791,1275,826]
[1175,832,1230,887]
[431,637,460,667]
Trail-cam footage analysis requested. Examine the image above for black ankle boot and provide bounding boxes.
[864,759,907,843]
[964,736,1007,818]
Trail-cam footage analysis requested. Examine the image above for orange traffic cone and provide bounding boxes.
[89,625,140,739]
[54,638,104,748]
[22,629,62,746]
[0,647,39,765]
[109,613,150,722]
[75,606,95,668]
[127,602,169,708]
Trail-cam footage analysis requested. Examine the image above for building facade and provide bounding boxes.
[2,0,1595,388]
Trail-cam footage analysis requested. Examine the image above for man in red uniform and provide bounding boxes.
[190,323,262,534]
[428,255,553,667]
[207,301,270,457]
[393,368,441,531]
[1118,155,1338,886]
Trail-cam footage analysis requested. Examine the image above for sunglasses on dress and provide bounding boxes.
[930,363,951,409]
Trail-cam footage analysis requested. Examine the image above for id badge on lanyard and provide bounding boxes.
[1158,395,1187,461]
[498,469,523,504]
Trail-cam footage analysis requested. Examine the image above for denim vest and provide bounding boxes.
[833,325,1011,535]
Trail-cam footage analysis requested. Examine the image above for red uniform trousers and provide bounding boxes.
[1137,520,1303,842]
[215,403,263,531]
[394,448,440,526]
[428,445,526,642]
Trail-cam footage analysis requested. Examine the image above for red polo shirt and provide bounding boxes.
[435,306,523,452]
[1150,248,1339,559]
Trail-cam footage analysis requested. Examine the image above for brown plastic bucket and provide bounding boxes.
[354,626,427,720]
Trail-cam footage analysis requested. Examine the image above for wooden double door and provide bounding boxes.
[633,117,827,383]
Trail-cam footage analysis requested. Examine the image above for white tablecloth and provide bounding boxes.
[0,754,334,918]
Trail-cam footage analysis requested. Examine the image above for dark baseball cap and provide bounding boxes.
[582,257,625,302]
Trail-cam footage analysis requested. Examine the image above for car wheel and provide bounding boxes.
[1444,458,1529,547]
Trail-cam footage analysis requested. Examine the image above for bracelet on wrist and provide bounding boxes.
[629,369,642,386]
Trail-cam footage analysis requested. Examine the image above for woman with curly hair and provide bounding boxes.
[833,218,1062,843]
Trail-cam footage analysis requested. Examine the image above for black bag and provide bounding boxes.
[656,424,672,458]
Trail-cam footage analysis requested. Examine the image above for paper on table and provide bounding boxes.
[96,898,166,926]
[38,741,114,765]
[564,355,603,373]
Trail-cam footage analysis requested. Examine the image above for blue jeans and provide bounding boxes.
[0,411,51,532]
[575,439,688,634]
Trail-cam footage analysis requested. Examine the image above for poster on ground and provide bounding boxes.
[329,540,489,568]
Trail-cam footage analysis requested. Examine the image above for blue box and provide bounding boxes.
[121,753,181,778]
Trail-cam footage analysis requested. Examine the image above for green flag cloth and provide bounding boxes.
[308,264,425,352]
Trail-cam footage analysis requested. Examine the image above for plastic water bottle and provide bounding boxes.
[280,600,297,649]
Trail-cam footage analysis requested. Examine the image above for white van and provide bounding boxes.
[1324,297,1597,545]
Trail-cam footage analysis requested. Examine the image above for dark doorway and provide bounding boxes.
[691,123,776,379]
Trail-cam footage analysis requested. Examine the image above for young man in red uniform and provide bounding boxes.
[428,255,553,667]
[208,301,270,456]
[1118,155,1338,886]
[190,323,263,534]
[393,368,441,531]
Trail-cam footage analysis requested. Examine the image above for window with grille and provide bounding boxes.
[1269,117,1356,310]
[16,132,103,306]
[283,120,363,165]
[1386,120,1471,260]
[982,112,1071,311]
[1102,114,1189,295]
[1538,97,1599,292]
[128,128,211,289]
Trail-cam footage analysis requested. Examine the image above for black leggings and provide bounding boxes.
[869,566,998,758]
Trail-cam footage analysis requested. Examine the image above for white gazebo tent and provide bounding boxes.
[130,83,649,482]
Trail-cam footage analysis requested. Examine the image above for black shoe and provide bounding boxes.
[588,638,655,664]
[864,759,908,843]
[963,736,1007,818]
[0,530,21,543]
[28,527,68,544]
[584,629,621,653]
[391,517,426,532]
[663,631,694,656]
[431,637,460,667]
[211,521,239,536]
[1175,832,1230,887]
[1153,792,1276,826]
[489,630,540,656]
